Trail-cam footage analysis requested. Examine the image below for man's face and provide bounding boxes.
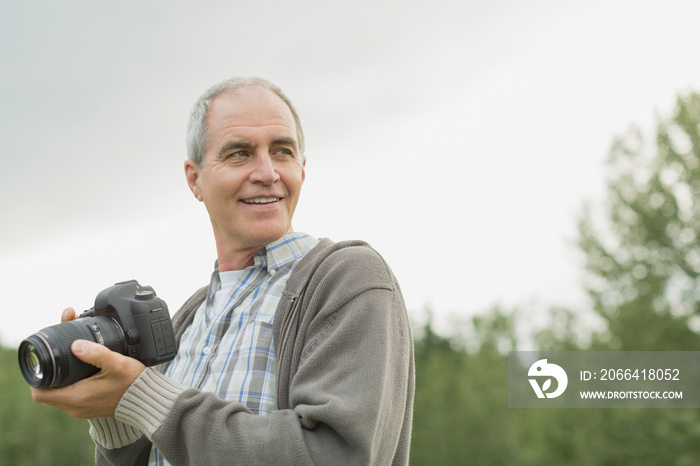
[186,88,306,259]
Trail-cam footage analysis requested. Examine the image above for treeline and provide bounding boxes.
[3,307,700,465]
[0,345,95,465]
[1,91,698,465]
[410,307,700,465]
[411,91,700,464]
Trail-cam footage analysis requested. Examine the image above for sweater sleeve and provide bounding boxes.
[89,367,187,465]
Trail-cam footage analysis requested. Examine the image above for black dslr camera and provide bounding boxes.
[18,280,177,389]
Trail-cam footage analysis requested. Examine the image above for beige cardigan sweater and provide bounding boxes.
[89,239,415,465]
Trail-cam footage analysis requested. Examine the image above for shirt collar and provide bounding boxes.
[258,231,319,273]
[207,232,318,305]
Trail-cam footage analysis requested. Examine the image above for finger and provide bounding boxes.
[33,341,145,420]
[30,381,96,419]
[31,382,78,406]
[61,307,77,323]
[70,340,115,370]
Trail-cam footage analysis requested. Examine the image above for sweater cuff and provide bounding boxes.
[88,418,144,449]
[114,367,187,439]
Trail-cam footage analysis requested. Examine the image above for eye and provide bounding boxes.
[274,148,294,156]
[228,150,248,159]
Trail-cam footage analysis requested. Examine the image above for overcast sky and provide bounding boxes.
[2,0,700,345]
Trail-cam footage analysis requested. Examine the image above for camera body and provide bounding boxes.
[19,280,177,389]
[87,279,176,365]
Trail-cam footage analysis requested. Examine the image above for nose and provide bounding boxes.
[250,152,280,185]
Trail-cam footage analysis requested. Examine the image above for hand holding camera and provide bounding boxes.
[20,280,178,419]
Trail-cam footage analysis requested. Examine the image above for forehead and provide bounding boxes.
[206,88,297,144]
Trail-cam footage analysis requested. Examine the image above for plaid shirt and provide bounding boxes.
[151,233,319,465]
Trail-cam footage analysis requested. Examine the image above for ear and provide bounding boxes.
[185,159,203,201]
[301,156,306,184]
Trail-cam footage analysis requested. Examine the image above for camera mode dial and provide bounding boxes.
[135,290,155,301]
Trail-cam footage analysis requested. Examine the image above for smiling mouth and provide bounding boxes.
[241,197,282,205]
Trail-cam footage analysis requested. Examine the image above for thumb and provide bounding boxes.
[71,340,113,369]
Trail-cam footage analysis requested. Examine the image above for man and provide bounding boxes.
[32,77,415,465]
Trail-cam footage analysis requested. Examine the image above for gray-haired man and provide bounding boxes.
[32,77,415,465]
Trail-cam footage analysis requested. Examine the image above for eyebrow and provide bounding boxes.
[270,136,298,148]
[217,136,299,158]
[218,140,254,158]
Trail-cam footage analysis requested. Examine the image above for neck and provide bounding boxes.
[216,244,261,271]
[211,227,295,271]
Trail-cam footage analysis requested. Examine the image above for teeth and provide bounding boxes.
[243,197,280,204]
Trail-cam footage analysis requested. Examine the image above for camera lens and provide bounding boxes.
[18,316,126,389]
[26,351,42,377]
[19,338,53,387]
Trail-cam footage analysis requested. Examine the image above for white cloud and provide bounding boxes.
[3,0,700,344]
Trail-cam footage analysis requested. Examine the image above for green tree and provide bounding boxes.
[0,347,94,465]
[522,91,700,465]
[578,92,700,351]
[507,92,700,465]
[411,307,519,465]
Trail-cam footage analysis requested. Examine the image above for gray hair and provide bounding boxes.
[186,76,305,167]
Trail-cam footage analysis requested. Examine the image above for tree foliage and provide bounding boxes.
[411,307,517,465]
[413,91,700,464]
[0,346,94,465]
[578,92,700,350]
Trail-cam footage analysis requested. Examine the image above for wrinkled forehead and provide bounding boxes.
[207,87,298,136]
